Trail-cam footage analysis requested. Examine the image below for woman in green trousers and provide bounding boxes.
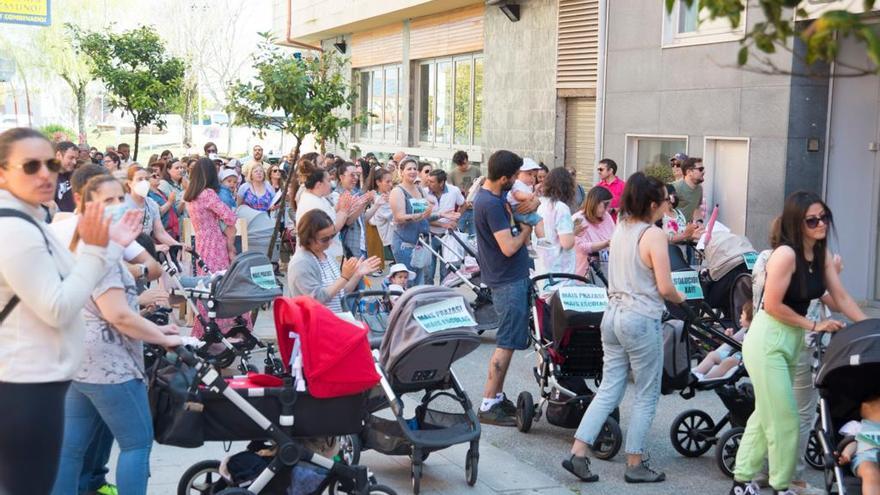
[729,191,866,495]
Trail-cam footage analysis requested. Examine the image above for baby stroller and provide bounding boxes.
[160,296,397,495]
[514,273,623,460]
[699,231,756,330]
[343,286,483,494]
[418,231,498,333]
[158,247,284,374]
[814,318,880,494]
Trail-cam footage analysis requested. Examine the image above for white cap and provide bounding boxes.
[209,153,225,163]
[387,263,416,281]
[520,158,540,171]
[219,169,238,182]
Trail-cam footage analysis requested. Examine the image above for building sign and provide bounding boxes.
[0,0,50,26]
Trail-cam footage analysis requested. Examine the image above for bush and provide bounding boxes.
[644,163,674,184]
[39,124,76,143]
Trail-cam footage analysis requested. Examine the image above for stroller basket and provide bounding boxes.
[364,409,475,456]
[715,383,754,428]
[555,329,604,377]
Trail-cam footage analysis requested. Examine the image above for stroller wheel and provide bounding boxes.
[411,463,423,494]
[715,427,744,478]
[177,459,225,495]
[516,391,535,433]
[215,489,251,494]
[805,429,824,470]
[339,434,362,466]
[367,484,397,495]
[465,448,479,486]
[670,409,716,457]
[592,417,622,460]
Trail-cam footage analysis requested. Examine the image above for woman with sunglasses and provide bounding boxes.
[288,209,380,313]
[0,128,142,495]
[573,186,615,278]
[148,161,180,239]
[729,191,866,495]
[51,175,183,495]
[267,165,284,192]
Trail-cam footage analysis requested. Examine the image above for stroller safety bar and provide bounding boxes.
[342,290,404,310]
[418,235,478,291]
[673,301,744,351]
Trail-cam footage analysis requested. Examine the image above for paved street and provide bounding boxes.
[130,308,828,495]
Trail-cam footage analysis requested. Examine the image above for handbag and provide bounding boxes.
[410,242,432,269]
[148,353,205,447]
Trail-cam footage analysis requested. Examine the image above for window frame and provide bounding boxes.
[415,52,484,149]
[354,63,402,145]
[661,0,746,48]
[623,133,689,177]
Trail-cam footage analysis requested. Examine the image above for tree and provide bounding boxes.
[77,26,185,160]
[226,33,364,258]
[34,24,93,141]
[670,0,880,76]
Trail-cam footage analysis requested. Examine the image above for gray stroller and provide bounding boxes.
[342,286,483,494]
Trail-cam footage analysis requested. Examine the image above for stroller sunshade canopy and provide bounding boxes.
[212,252,283,318]
[816,318,880,421]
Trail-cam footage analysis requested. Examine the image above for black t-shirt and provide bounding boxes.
[473,188,529,287]
[55,171,75,212]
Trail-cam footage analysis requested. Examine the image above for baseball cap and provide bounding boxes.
[670,153,688,163]
[520,158,540,171]
[219,169,238,182]
[209,153,226,164]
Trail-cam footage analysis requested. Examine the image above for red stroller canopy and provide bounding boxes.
[274,296,380,399]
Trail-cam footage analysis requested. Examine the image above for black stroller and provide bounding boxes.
[698,232,756,330]
[158,248,284,374]
[343,286,483,494]
[418,230,498,333]
[814,318,880,494]
[514,273,622,459]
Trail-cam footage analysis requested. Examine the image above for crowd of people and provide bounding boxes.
[0,125,876,495]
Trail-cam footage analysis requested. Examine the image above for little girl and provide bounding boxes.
[692,300,752,381]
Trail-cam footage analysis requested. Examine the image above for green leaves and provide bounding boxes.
[226,34,359,150]
[76,25,185,158]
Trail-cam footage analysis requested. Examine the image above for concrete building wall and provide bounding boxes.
[481,0,558,165]
[601,0,796,246]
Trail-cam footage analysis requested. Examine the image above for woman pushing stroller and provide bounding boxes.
[729,191,866,495]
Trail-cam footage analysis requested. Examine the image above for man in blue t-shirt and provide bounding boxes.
[473,149,539,426]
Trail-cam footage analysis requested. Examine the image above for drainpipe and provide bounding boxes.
[285,0,324,52]
[594,0,609,172]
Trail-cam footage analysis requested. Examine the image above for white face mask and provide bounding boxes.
[132,180,151,198]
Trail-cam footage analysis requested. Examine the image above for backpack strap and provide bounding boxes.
[0,208,53,324]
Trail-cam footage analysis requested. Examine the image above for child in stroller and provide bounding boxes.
[385,263,414,303]
[691,300,751,382]
[838,394,880,495]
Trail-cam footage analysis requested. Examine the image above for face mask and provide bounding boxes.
[330,180,338,189]
[103,203,130,224]
[132,180,151,198]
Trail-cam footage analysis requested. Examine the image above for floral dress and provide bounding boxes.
[186,188,250,337]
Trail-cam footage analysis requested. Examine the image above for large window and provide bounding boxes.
[662,0,745,47]
[417,53,483,148]
[625,135,688,175]
[356,64,402,144]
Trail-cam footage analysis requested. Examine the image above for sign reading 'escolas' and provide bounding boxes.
[558,286,608,313]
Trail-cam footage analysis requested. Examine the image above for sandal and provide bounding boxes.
[562,454,599,482]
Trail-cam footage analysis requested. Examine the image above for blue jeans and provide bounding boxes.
[459,208,475,236]
[391,236,426,286]
[53,379,153,495]
[79,421,114,493]
[492,278,530,350]
[512,211,542,226]
[574,305,663,455]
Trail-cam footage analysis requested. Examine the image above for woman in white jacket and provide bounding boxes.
[0,128,141,495]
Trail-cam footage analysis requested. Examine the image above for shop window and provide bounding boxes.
[417,53,483,148]
[355,64,402,144]
[662,1,745,47]
[625,135,688,175]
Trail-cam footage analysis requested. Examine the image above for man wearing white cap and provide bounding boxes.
[218,168,239,210]
[507,158,543,228]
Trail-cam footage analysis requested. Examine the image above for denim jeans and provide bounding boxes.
[426,235,451,285]
[491,278,530,350]
[459,208,475,236]
[53,379,153,495]
[79,421,114,493]
[390,236,426,286]
[574,304,663,455]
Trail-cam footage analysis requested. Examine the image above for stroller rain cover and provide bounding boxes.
[274,296,380,398]
[703,231,755,281]
[379,286,481,373]
[212,252,282,318]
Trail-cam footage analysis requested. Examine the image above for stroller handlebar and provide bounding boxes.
[530,273,592,286]
[342,290,404,308]
[170,345,201,368]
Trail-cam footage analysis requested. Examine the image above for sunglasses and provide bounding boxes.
[695,167,705,172]
[150,173,160,179]
[12,158,62,175]
[271,169,281,173]
[671,163,681,168]
[597,167,606,172]
[804,213,830,229]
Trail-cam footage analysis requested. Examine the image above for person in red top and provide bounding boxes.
[596,158,625,222]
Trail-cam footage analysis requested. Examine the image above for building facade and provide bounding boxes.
[276,0,603,187]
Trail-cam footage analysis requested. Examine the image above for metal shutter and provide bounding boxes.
[565,97,597,188]
[409,4,484,60]
[556,0,600,89]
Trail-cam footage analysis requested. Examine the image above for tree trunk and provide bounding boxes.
[133,122,141,161]
[266,136,301,261]
[75,84,87,143]
[182,79,195,149]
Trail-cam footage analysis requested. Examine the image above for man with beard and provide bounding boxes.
[54,141,79,212]
[673,157,705,222]
[473,149,539,426]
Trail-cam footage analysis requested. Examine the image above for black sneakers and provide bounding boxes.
[478,401,516,426]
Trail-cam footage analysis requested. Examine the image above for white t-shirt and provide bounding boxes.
[424,184,465,235]
[296,190,343,259]
[535,198,576,275]
[507,179,533,206]
[51,214,144,262]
